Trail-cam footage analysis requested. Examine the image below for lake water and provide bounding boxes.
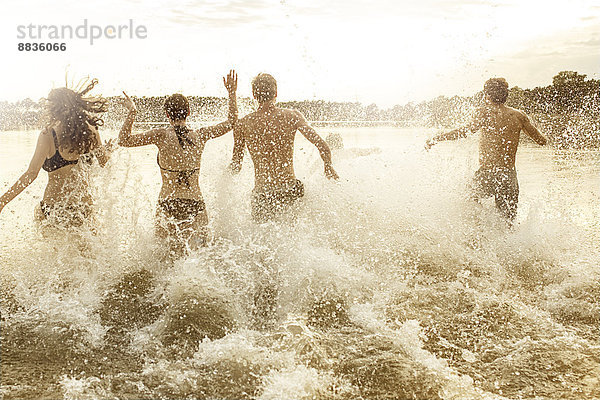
[1,127,599,399]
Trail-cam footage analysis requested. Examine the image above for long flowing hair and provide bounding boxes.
[45,78,108,154]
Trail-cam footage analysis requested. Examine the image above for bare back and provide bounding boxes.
[237,106,302,192]
[43,122,105,206]
[474,104,546,169]
[154,127,207,200]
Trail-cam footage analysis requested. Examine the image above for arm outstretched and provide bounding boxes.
[426,110,484,149]
[199,70,238,141]
[0,130,50,214]
[520,111,547,145]
[296,111,339,180]
[229,121,245,174]
[118,91,164,147]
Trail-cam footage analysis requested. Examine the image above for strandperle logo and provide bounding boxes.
[17,19,147,45]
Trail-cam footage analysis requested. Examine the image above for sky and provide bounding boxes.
[1,0,599,107]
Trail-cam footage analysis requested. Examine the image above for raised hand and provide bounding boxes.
[424,138,437,151]
[104,138,116,153]
[223,70,237,95]
[122,91,137,113]
[325,163,339,180]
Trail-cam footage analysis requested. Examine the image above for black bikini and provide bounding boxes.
[40,128,92,226]
[158,198,206,222]
[157,126,204,222]
[157,155,200,188]
[156,126,200,187]
[42,129,79,172]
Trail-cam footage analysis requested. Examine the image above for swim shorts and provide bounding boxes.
[251,179,305,223]
[472,167,519,222]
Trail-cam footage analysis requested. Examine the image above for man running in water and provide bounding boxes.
[230,73,338,222]
[425,77,548,224]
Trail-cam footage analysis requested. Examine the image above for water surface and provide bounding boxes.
[1,127,598,399]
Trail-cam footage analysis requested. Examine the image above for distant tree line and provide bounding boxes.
[1,71,598,148]
[506,71,599,148]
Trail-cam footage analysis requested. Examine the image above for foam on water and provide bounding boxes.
[1,127,598,399]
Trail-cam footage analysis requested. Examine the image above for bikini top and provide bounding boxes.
[42,129,79,172]
[157,155,200,188]
[157,126,199,188]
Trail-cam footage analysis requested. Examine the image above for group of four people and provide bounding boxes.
[0,72,546,256]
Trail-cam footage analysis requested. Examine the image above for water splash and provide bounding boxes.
[1,128,598,399]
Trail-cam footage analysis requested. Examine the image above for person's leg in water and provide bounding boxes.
[35,201,96,255]
[470,167,494,218]
[468,168,510,248]
[472,168,496,199]
[155,199,209,260]
[248,181,304,328]
[471,167,519,226]
[185,208,209,249]
[155,210,183,260]
[493,169,519,226]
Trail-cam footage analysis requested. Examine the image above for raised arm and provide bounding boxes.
[426,110,484,149]
[199,70,238,141]
[519,111,547,145]
[90,125,114,167]
[229,120,245,174]
[296,111,339,180]
[0,130,50,214]
[118,91,164,147]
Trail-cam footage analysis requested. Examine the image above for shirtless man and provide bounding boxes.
[230,73,338,222]
[425,78,548,224]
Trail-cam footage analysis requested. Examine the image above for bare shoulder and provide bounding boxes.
[146,127,168,143]
[511,108,531,125]
[39,125,55,143]
[239,113,255,123]
[35,127,54,157]
[236,113,256,128]
[151,127,168,136]
[280,108,306,125]
[40,126,51,137]
[473,106,487,119]
[505,106,526,118]
[284,108,303,117]
[148,127,168,145]
[42,121,60,135]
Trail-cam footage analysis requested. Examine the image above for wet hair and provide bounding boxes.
[164,94,194,148]
[46,79,108,154]
[164,93,190,122]
[484,78,509,104]
[252,73,277,103]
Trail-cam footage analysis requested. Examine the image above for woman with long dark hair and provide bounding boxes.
[0,79,113,227]
[119,70,237,256]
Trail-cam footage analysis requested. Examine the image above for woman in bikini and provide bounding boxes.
[0,79,112,228]
[119,70,237,256]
